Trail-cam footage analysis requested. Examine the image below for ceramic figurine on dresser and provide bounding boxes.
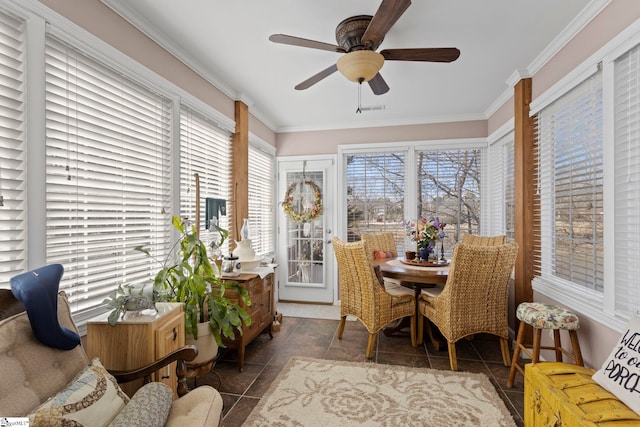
[234,218,262,271]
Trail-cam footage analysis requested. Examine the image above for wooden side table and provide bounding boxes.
[86,302,185,399]
[221,272,275,371]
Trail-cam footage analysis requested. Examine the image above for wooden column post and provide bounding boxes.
[232,101,249,247]
[514,78,535,315]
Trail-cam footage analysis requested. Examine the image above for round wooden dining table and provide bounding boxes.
[375,257,449,286]
[375,257,449,348]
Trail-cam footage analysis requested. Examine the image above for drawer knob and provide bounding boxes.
[172,328,177,341]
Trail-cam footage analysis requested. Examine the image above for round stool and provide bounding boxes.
[507,302,584,388]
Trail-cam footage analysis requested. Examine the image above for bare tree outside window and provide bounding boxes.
[345,149,482,253]
[416,149,481,244]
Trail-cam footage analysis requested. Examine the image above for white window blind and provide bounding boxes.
[345,152,406,246]
[536,69,603,292]
[416,149,482,241]
[0,10,25,285]
[248,142,274,256]
[614,43,640,316]
[44,35,173,318]
[179,106,231,253]
[487,132,515,240]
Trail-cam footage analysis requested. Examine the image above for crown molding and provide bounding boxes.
[528,0,612,75]
[275,112,486,133]
[484,0,611,122]
[101,1,282,133]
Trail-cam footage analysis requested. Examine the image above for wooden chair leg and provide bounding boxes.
[532,328,542,363]
[424,319,441,351]
[417,313,424,345]
[553,329,562,362]
[507,321,526,388]
[410,314,417,348]
[500,337,510,367]
[569,330,584,366]
[447,341,458,371]
[365,333,376,359]
[337,316,347,339]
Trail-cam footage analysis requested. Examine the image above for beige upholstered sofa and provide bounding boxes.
[0,290,223,426]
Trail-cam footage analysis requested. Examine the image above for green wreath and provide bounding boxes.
[282,179,323,223]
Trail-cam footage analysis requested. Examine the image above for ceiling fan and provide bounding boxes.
[269,0,460,95]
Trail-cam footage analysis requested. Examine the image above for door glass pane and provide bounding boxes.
[286,170,324,285]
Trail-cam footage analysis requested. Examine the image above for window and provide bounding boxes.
[343,145,484,252]
[613,43,640,315]
[44,35,173,317]
[535,70,604,292]
[345,152,406,245]
[0,10,26,284]
[416,149,481,241]
[487,131,515,240]
[248,141,275,256]
[179,105,232,254]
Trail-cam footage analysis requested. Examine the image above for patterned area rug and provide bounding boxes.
[243,357,516,426]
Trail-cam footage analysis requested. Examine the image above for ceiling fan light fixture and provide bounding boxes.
[337,50,384,83]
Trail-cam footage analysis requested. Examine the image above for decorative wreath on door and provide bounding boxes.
[282,179,323,223]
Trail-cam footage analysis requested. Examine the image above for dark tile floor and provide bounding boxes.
[188,317,526,426]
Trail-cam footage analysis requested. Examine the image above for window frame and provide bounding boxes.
[338,139,487,253]
[0,8,26,285]
[486,123,515,241]
[248,137,276,257]
[44,32,175,320]
[530,19,640,332]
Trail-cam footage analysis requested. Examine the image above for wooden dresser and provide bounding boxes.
[222,272,275,371]
[86,302,185,398]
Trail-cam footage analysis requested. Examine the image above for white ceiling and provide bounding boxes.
[103,0,595,133]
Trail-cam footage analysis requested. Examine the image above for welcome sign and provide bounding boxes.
[593,316,640,414]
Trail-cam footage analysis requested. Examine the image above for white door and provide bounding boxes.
[277,157,335,303]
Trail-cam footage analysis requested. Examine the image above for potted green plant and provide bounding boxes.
[136,215,251,363]
[103,284,156,326]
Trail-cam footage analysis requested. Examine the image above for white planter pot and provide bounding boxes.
[185,321,219,365]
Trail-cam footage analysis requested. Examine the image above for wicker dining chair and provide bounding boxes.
[417,242,518,371]
[333,237,416,358]
[461,234,506,246]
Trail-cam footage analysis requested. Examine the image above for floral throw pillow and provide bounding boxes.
[29,358,129,427]
[592,315,640,415]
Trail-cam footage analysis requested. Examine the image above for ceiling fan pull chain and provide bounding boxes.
[356,79,363,114]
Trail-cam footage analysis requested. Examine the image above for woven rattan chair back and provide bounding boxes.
[333,237,416,358]
[417,241,518,370]
[360,232,398,260]
[461,234,506,246]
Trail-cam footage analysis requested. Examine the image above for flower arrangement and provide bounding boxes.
[404,216,446,250]
[282,179,323,223]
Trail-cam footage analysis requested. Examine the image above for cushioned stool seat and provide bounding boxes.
[507,302,584,388]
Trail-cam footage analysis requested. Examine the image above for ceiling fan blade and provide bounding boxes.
[269,34,345,53]
[368,73,390,95]
[361,0,411,50]
[381,48,461,62]
[295,64,339,90]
